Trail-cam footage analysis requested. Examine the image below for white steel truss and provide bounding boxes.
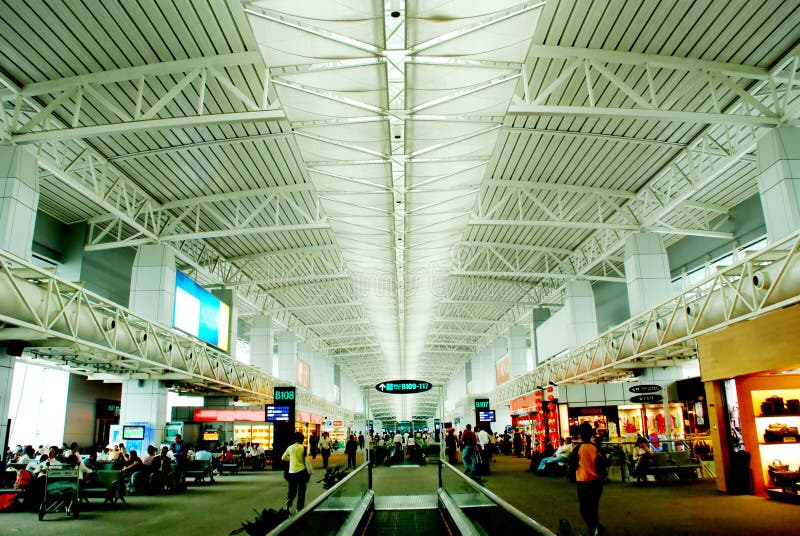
[492,229,800,404]
[0,251,351,420]
[509,44,800,126]
[0,52,282,144]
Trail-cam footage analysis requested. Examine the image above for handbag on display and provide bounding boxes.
[764,423,788,443]
[787,399,800,414]
[768,396,786,414]
[768,459,790,484]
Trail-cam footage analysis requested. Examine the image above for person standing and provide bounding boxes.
[358,432,365,451]
[393,431,403,462]
[571,422,605,536]
[445,429,457,464]
[309,433,319,460]
[318,432,331,469]
[460,424,477,477]
[281,432,309,514]
[345,434,358,469]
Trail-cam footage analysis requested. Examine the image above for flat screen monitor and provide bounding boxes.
[265,405,291,422]
[173,271,230,351]
[477,410,496,422]
[122,425,145,440]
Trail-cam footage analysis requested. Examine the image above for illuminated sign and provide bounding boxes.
[202,431,220,441]
[629,385,662,394]
[630,394,664,404]
[375,380,432,394]
[266,405,291,422]
[474,399,490,409]
[274,387,296,402]
[194,409,264,422]
[173,271,230,351]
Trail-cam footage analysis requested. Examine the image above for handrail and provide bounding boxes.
[439,461,555,536]
[267,462,370,535]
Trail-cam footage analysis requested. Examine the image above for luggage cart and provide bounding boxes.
[39,467,80,520]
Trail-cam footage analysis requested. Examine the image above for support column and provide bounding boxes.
[564,280,598,348]
[129,244,176,326]
[119,380,168,448]
[624,232,671,316]
[508,325,527,380]
[276,331,297,383]
[250,315,272,373]
[0,348,17,457]
[757,127,800,243]
[0,146,38,260]
[124,244,174,445]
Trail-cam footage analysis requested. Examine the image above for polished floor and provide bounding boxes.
[2,451,799,535]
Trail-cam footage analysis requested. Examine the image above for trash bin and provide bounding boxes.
[729,450,753,494]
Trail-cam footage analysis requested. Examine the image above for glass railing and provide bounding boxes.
[439,461,555,536]
[268,462,372,536]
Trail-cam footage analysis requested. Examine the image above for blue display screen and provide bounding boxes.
[266,405,291,422]
[478,410,496,422]
[173,271,230,351]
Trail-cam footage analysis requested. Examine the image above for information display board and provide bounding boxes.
[375,380,432,394]
[478,410,496,422]
[122,425,145,440]
[266,404,291,422]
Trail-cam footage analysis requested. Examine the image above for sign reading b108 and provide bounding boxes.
[274,387,296,402]
[376,380,432,394]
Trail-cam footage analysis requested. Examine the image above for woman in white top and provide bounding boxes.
[281,432,309,513]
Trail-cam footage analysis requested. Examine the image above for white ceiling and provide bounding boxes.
[1,1,799,419]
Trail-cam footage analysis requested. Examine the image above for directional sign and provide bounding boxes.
[630,394,664,404]
[375,380,432,394]
[629,384,662,394]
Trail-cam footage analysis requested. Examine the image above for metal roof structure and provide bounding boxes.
[1,1,799,420]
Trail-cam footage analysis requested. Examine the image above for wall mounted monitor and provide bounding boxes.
[122,425,145,440]
[266,404,291,422]
[173,271,230,351]
[477,410,496,422]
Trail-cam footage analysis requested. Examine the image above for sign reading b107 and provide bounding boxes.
[376,380,432,394]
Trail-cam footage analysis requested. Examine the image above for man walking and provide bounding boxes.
[318,432,331,469]
[571,422,605,536]
[460,424,478,478]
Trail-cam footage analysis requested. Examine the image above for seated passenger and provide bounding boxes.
[536,438,573,473]
[34,448,62,478]
[633,437,654,480]
[141,445,158,466]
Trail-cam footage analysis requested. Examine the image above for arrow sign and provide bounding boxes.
[375,379,433,394]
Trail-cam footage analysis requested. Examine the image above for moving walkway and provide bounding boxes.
[267,461,554,536]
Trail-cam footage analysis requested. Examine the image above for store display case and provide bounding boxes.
[751,389,800,501]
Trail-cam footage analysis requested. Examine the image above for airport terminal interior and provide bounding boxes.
[2,1,800,534]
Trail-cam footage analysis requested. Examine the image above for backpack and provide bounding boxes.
[568,443,608,482]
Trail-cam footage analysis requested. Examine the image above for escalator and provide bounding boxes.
[267,461,555,536]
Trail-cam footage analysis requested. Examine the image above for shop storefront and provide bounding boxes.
[323,419,348,448]
[295,410,323,448]
[193,408,272,448]
[699,304,800,499]
[510,388,567,456]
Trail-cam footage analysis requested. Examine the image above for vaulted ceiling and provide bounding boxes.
[1,1,799,419]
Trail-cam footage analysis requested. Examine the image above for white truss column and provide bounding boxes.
[129,244,176,326]
[624,232,671,316]
[276,331,297,383]
[119,379,168,449]
[0,147,38,261]
[0,347,16,456]
[564,280,598,349]
[508,325,527,380]
[250,315,272,374]
[757,127,800,243]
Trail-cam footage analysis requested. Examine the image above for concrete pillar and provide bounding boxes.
[56,223,86,282]
[311,350,326,398]
[0,147,38,260]
[276,331,297,383]
[757,127,800,243]
[624,232,671,316]
[508,325,527,379]
[212,288,237,358]
[564,280,598,348]
[0,348,16,456]
[119,379,168,448]
[129,244,176,326]
[250,315,272,373]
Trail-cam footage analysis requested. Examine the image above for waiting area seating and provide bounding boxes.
[634,451,701,483]
[81,470,126,506]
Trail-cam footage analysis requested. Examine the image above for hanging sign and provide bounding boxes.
[375,380,432,394]
[630,394,664,404]
[474,398,490,409]
[629,385,662,394]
